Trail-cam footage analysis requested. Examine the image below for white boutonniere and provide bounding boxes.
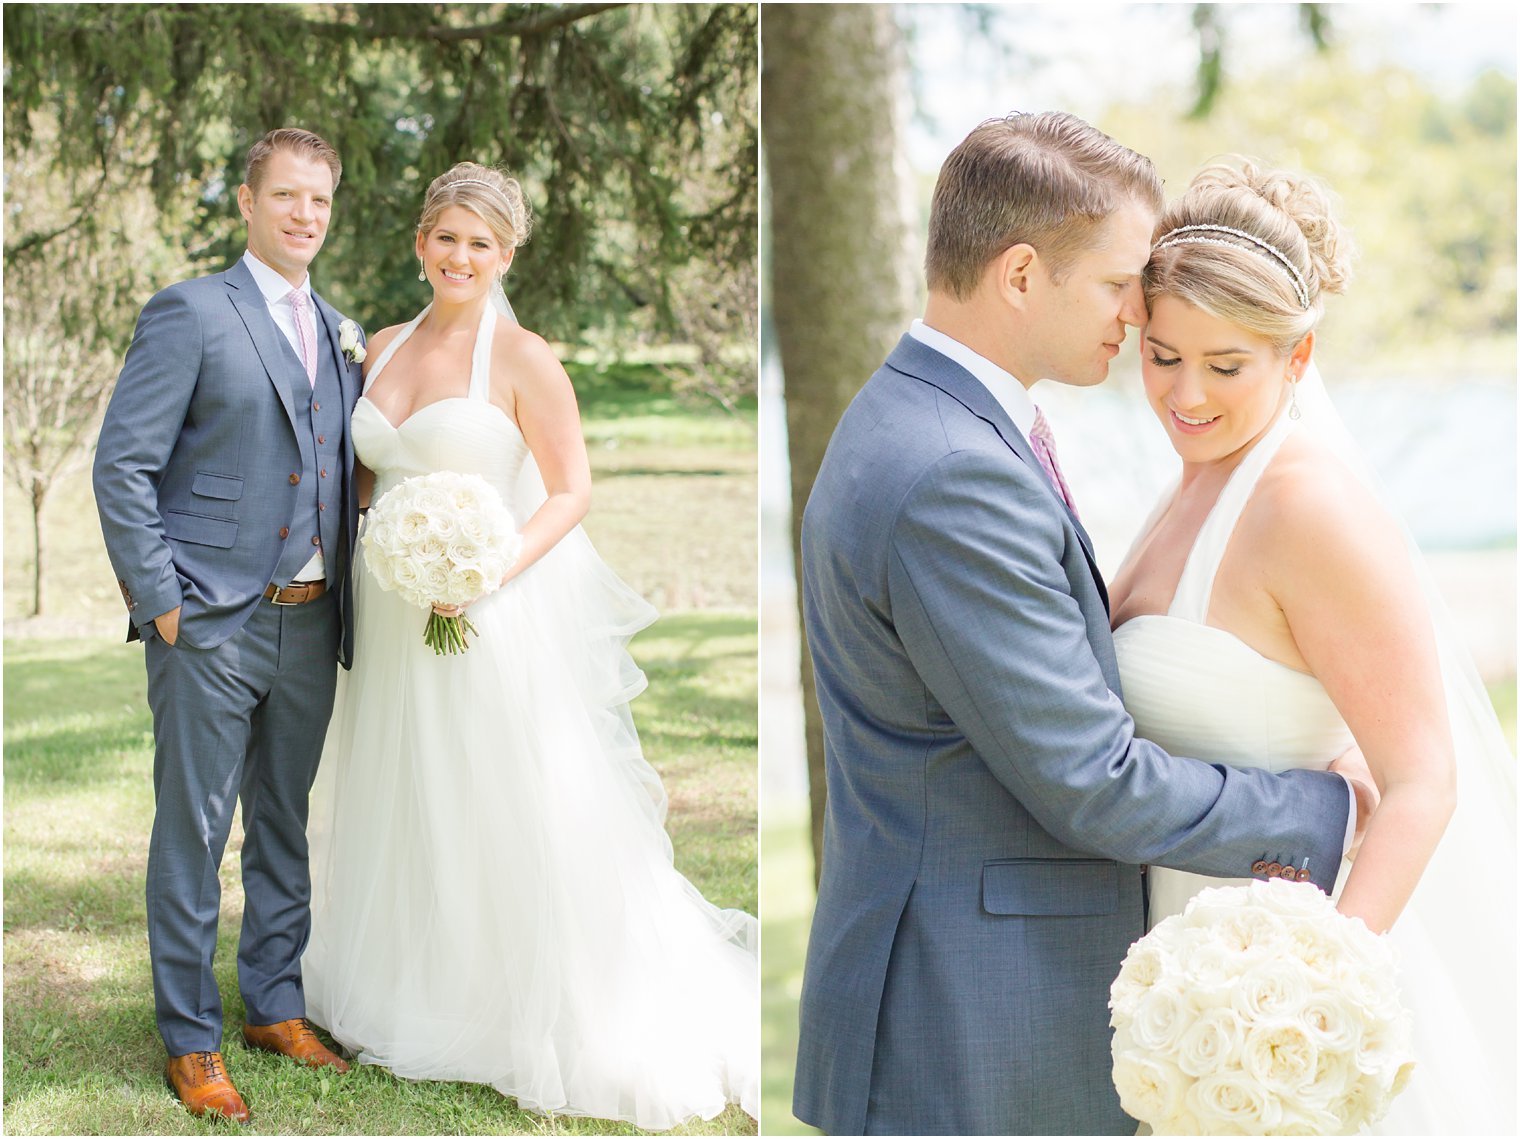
[338,318,367,364]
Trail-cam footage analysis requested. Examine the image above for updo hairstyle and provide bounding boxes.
[417,162,532,252]
[1144,158,1353,356]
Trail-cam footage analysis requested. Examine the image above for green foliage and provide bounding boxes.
[3,3,757,346]
[3,624,756,1135]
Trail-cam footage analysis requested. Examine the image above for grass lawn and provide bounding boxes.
[3,620,756,1136]
[3,373,757,1135]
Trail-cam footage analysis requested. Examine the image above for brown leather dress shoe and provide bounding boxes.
[165,1051,251,1123]
[242,1017,351,1072]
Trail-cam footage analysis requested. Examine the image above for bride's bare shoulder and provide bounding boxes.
[1250,432,1411,585]
[491,321,573,394]
[360,323,410,374]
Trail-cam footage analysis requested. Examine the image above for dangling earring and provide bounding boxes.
[1288,377,1302,421]
[417,257,427,282]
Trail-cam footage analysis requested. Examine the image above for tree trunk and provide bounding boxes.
[761,4,917,884]
[30,475,47,617]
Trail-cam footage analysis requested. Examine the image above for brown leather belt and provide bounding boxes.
[264,580,327,606]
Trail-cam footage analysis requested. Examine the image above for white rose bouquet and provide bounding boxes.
[361,471,522,654]
[1110,879,1414,1135]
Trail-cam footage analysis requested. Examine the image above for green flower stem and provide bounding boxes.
[423,611,481,655]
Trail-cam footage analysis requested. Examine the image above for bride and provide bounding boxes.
[300,162,758,1129]
[1109,159,1515,1133]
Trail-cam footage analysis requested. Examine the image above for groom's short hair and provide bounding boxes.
[244,128,343,194]
[925,111,1162,298]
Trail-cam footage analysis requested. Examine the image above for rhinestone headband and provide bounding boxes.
[437,177,518,211]
[1152,223,1311,310]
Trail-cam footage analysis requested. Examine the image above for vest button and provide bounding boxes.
[320,469,328,478]
[279,527,290,539]
[318,435,326,444]
[318,502,326,512]
[289,473,300,485]
[313,402,321,411]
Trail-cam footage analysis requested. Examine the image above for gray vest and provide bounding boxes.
[272,314,347,585]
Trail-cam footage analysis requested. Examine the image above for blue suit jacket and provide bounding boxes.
[793,334,1350,1135]
[93,258,362,664]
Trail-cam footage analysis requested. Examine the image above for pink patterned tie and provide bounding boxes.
[1028,406,1079,518]
[287,289,317,387]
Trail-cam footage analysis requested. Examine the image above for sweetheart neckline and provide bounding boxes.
[355,394,522,438]
[1111,612,1316,682]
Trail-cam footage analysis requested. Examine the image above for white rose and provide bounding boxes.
[1255,878,1333,918]
[1130,983,1191,1054]
[1300,1041,1359,1109]
[338,318,367,362]
[414,536,447,565]
[1183,942,1253,1011]
[391,558,424,603]
[458,510,493,547]
[1298,993,1361,1054]
[1174,1005,1246,1078]
[428,509,461,541]
[1230,958,1313,1023]
[1115,939,1169,996]
[1194,903,1286,957]
[446,538,483,568]
[422,561,451,598]
[414,486,450,518]
[1112,1050,1188,1127]
[397,508,431,545]
[1185,1069,1283,1133]
[1241,1020,1319,1097]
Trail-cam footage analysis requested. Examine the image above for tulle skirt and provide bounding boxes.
[303,526,758,1129]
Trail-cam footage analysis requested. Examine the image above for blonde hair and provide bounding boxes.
[417,162,532,251]
[245,128,342,193]
[925,111,1164,297]
[1145,158,1353,355]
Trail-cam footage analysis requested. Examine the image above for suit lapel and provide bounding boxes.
[224,258,298,430]
[884,334,1108,607]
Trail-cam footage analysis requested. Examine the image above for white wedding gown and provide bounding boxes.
[1114,407,1516,1135]
[301,303,758,1130]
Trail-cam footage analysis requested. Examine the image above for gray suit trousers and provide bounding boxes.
[143,591,339,1054]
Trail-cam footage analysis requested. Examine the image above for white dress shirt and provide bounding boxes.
[240,250,324,582]
[905,317,1358,851]
[908,319,1036,438]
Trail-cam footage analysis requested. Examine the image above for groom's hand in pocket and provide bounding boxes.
[153,605,182,646]
[1329,743,1379,858]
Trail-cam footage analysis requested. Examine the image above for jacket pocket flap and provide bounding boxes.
[982,858,1119,916]
[192,472,244,501]
[164,510,238,549]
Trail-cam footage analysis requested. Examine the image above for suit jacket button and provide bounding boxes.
[1251,860,1268,875]
[279,527,290,539]
[289,473,300,485]
[311,535,321,546]
[1295,867,1313,882]
[1265,862,1283,877]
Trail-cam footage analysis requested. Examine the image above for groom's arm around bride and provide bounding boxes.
[793,112,1369,1138]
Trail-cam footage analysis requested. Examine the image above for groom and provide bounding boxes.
[793,111,1372,1136]
[94,127,362,1122]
